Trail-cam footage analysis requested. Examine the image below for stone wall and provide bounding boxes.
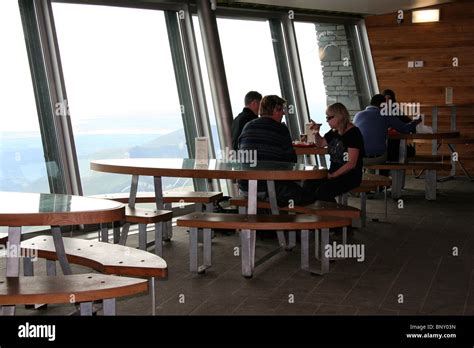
[315,24,362,118]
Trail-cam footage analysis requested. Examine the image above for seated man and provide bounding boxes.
[353,94,421,166]
[382,89,417,161]
[238,95,315,207]
[231,91,262,151]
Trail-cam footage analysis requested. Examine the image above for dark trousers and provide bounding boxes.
[274,174,361,207]
[304,174,362,203]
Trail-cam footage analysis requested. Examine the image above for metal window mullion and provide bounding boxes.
[196,0,233,153]
[39,0,82,195]
[165,10,206,192]
[281,16,310,132]
[180,5,215,152]
[180,4,219,192]
[164,11,198,158]
[355,20,378,99]
[19,0,67,194]
[269,19,299,140]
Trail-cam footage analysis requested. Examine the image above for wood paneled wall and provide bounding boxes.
[365,0,474,175]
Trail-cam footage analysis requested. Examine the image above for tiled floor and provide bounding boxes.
[4,175,474,316]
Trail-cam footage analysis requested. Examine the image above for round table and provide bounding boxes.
[91,158,328,277]
[0,192,125,277]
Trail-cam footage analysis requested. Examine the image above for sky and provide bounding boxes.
[1,1,328,135]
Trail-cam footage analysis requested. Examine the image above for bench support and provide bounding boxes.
[103,298,116,316]
[6,227,21,277]
[425,170,437,200]
[240,229,256,278]
[267,180,295,250]
[301,228,329,275]
[189,227,212,274]
[80,302,94,316]
[52,226,72,275]
[391,170,403,199]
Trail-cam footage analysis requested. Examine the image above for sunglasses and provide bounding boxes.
[326,115,335,121]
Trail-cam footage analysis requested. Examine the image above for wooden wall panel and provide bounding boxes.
[365,0,474,176]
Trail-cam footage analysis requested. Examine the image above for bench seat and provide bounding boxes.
[93,191,222,249]
[21,236,167,315]
[366,162,451,200]
[229,198,360,219]
[177,212,351,276]
[21,236,167,278]
[91,191,223,204]
[0,273,148,315]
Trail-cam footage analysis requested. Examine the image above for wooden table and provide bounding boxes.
[389,131,460,163]
[91,158,328,277]
[0,192,125,278]
[293,144,328,167]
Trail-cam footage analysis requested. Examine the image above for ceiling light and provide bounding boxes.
[412,9,440,23]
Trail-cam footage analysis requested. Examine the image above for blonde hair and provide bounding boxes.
[327,102,350,130]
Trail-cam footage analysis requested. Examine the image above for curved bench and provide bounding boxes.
[93,192,222,249]
[177,212,352,276]
[228,197,360,218]
[0,273,147,315]
[92,191,223,205]
[340,173,392,226]
[21,236,167,315]
[119,207,173,257]
[230,197,359,246]
[366,162,451,200]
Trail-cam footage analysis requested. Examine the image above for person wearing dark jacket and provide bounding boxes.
[231,91,262,150]
[382,89,418,161]
[238,95,314,207]
[353,94,420,166]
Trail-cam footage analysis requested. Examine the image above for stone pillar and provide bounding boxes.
[316,24,361,118]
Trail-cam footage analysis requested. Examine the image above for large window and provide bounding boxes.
[0,1,49,193]
[52,3,191,195]
[194,16,282,158]
[217,18,281,118]
[294,21,330,135]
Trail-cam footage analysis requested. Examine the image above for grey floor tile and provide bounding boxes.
[421,290,467,315]
[314,304,358,315]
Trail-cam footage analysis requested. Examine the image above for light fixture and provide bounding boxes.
[412,9,440,23]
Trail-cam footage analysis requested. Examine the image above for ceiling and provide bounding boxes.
[232,0,455,15]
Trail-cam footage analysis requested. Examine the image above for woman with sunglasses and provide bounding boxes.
[309,102,365,202]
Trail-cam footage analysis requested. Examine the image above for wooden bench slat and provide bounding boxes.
[125,207,172,224]
[0,273,148,305]
[229,198,360,218]
[351,186,377,193]
[366,163,452,171]
[177,212,352,230]
[409,155,444,162]
[441,137,474,145]
[21,236,167,278]
[361,173,392,187]
[92,191,223,204]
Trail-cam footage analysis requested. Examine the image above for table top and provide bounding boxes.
[0,192,125,227]
[91,158,328,181]
[388,131,460,140]
[293,144,328,155]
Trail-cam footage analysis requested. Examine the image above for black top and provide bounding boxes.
[324,126,364,178]
[238,116,297,191]
[231,107,258,151]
